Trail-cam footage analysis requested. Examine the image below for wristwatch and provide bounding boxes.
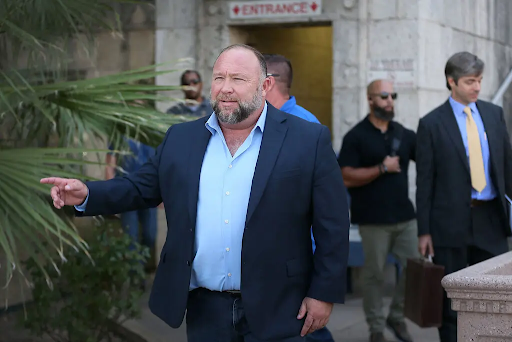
[380,163,388,174]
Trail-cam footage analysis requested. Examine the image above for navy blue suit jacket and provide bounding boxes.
[81,103,350,340]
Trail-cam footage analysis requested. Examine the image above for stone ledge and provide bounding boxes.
[442,252,512,308]
[442,252,512,301]
[451,298,512,313]
[441,251,512,341]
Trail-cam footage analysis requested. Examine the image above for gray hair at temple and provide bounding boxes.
[444,52,484,90]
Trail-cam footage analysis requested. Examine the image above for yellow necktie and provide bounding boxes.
[464,106,486,192]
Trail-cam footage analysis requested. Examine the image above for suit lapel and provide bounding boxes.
[477,100,499,177]
[187,118,212,226]
[246,105,288,224]
[438,100,470,173]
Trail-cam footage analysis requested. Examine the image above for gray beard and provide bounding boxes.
[211,91,263,125]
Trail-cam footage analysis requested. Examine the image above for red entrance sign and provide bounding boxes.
[229,0,322,19]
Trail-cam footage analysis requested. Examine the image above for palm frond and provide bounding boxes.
[0,147,110,288]
[0,64,193,150]
[0,0,200,299]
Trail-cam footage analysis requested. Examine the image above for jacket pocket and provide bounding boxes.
[272,168,301,179]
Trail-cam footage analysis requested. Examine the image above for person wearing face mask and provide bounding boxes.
[337,79,418,342]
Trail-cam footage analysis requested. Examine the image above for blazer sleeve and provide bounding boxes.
[499,108,512,197]
[308,126,350,304]
[78,127,173,217]
[415,118,434,236]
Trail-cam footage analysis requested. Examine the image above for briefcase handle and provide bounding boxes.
[420,255,433,263]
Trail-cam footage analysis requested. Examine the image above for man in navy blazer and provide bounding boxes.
[41,44,350,342]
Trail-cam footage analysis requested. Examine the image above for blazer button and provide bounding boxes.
[186,261,191,266]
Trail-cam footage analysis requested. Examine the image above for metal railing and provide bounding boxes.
[492,68,512,106]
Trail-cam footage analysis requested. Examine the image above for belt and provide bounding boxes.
[470,199,493,207]
[192,288,242,297]
[224,290,241,295]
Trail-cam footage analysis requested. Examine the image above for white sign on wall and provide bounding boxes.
[228,0,322,19]
[367,59,416,88]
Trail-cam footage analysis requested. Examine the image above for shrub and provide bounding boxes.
[20,218,149,342]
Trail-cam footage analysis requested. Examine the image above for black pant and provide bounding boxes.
[434,200,509,342]
[186,288,305,342]
[434,246,494,342]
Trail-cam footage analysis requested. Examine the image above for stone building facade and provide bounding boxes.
[155,0,512,201]
[158,0,512,146]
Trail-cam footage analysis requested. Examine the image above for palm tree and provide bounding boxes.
[0,0,188,291]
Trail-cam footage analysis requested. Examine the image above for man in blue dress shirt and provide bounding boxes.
[416,51,512,342]
[264,53,335,342]
[41,44,350,342]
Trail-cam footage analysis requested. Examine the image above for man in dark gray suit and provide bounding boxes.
[416,51,512,342]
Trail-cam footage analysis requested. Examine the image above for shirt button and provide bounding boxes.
[228,164,233,168]
[226,247,230,252]
[225,219,229,224]
[225,191,230,196]
[228,273,232,277]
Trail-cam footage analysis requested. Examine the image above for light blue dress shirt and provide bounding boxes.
[278,97,321,252]
[77,104,267,291]
[190,103,267,291]
[448,97,496,200]
[75,192,89,210]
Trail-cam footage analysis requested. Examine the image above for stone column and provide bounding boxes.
[155,0,198,112]
[154,0,198,263]
[330,0,361,152]
[442,251,512,341]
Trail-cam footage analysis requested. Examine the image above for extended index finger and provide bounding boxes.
[40,177,67,187]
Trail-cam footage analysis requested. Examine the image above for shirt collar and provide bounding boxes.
[280,96,296,112]
[205,101,268,135]
[363,114,395,132]
[449,96,478,116]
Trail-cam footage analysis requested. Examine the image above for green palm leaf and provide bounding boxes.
[0,148,97,288]
[0,70,194,291]
[0,0,202,297]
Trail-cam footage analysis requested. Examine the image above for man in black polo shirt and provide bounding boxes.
[338,79,418,342]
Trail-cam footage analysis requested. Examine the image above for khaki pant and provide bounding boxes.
[359,219,419,333]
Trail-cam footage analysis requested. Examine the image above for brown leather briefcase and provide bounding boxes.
[404,257,445,328]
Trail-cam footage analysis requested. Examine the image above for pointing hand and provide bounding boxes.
[40,177,88,209]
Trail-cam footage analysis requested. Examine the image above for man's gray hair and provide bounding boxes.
[215,44,267,83]
[445,52,484,90]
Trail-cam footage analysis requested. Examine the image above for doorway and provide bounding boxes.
[229,24,333,131]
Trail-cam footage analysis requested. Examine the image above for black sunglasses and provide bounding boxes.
[267,73,280,77]
[183,79,200,86]
[371,92,397,100]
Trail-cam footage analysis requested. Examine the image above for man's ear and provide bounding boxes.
[447,77,456,89]
[266,76,275,90]
[262,77,272,96]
